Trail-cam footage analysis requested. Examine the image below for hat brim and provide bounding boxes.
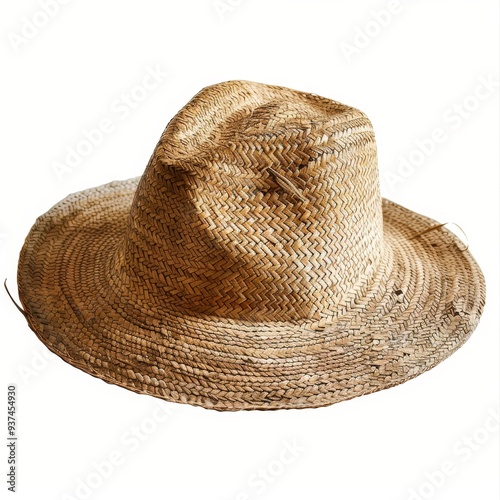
[17,177,486,410]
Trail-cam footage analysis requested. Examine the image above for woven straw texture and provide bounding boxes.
[18,81,485,410]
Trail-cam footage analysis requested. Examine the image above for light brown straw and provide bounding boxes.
[410,221,470,252]
[4,279,26,317]
[17,81,486,410]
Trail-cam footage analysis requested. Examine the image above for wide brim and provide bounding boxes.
[17,178,486,411]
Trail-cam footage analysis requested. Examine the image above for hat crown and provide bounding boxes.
[119,81,383,322]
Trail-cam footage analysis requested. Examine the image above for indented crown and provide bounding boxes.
[118,81,383,322]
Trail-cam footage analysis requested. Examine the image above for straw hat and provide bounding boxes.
[17,81,485,411]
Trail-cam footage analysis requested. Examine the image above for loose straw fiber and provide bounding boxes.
[17,81,486,410]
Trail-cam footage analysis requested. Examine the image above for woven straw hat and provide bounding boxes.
[17,81,485,411]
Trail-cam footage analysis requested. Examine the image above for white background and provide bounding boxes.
[0,1,498,499]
